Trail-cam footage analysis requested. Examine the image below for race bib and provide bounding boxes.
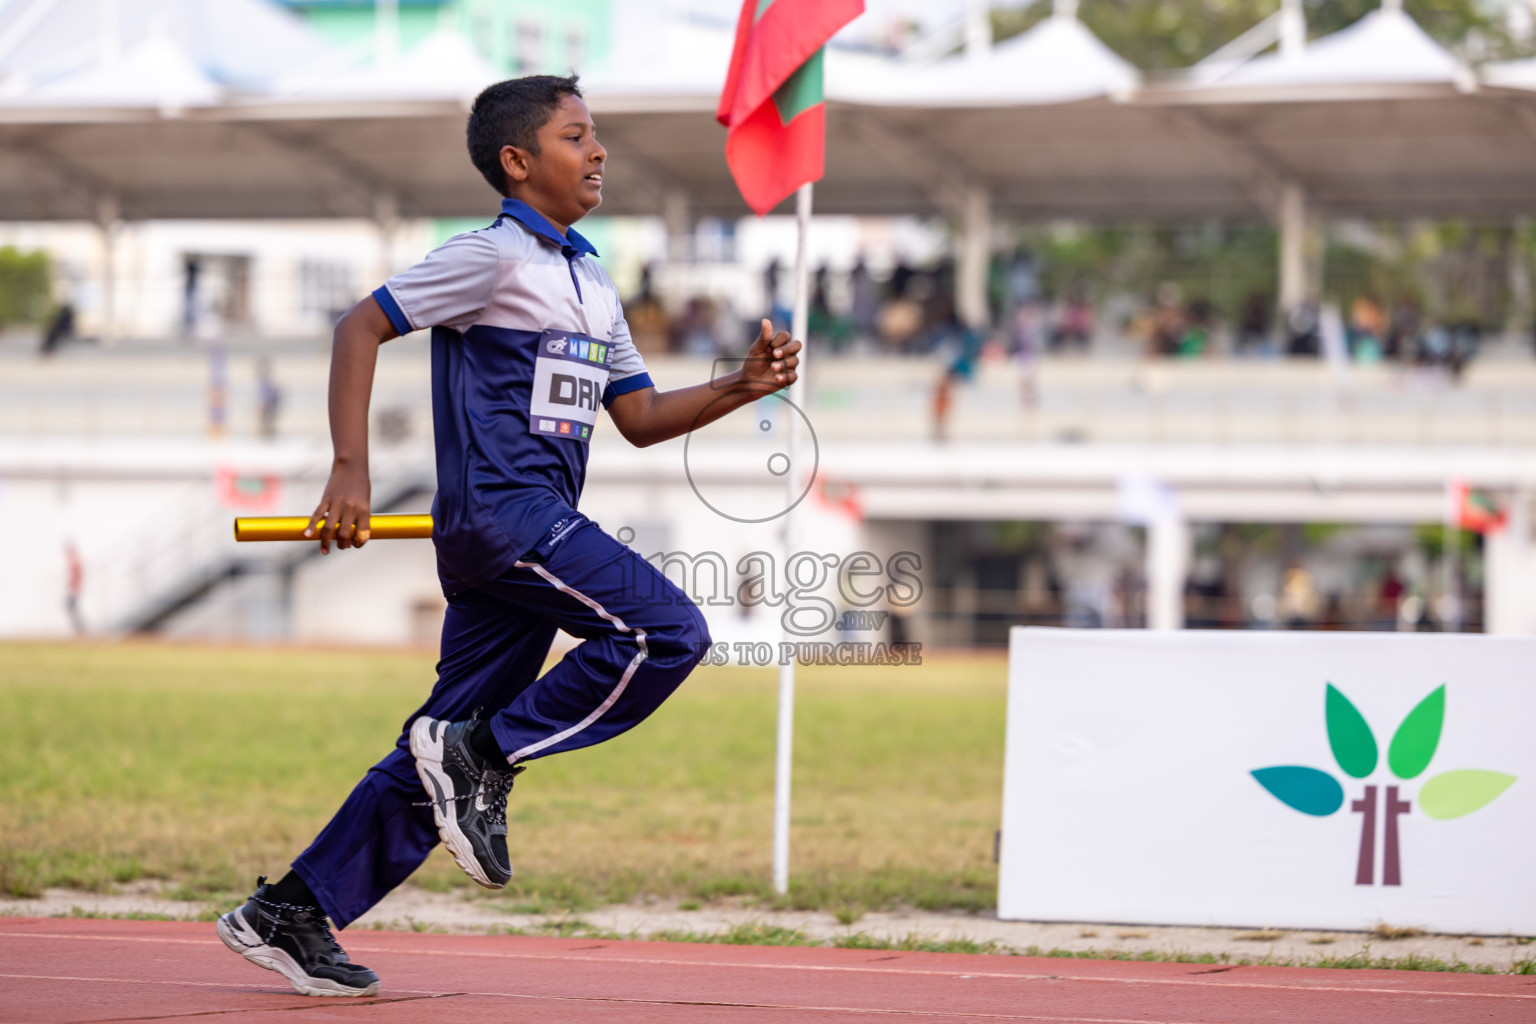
[530,329,610,443]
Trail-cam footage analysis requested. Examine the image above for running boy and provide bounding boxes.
[216,75,800,997]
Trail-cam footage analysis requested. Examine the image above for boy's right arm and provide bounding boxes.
[305,296,399,554]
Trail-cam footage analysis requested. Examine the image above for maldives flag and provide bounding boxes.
[1451,480,1507,534]
[717,0,864,216]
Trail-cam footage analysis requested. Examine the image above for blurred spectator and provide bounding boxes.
[1010,296,1046,406]
[763,257,789,328]
[808,264,853,353]
[1278,563,1320,629]
[878,260,925,352]
[1376,568,1404,631]
[1386,295,1421,361]
[1319,592,1348,631]
[257,356,283,440]
[63,541,85,635]
[1149,282,1185,357]
[183,256,201,337]
[1177,297,1215,358]
[1236,291,1272,356]
[1420,323,1452,367]
[1185,558,1229,629]
[930,297,983,442]
[931,369,954,442]
[1398,592,1427,632]
[1004,248,1040,315]
[626,264,671,357]
[1285,304,1320,357]
[1348,294,1385,362]
[811,265,831,327]
[40,302,75,357]
[1053,289,1094,353]
[878,297,923,351]
[1449,321,1478,376]
[674,297,723,357]
[1416,319,1479,378]
[208,343,228,438]
[848,257,878,347]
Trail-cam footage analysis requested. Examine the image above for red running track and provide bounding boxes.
[2,918,1534,1023]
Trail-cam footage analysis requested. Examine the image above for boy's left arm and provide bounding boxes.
[605,319,801,448]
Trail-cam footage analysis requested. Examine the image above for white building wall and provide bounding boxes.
[288,494,446,649]
[0,475,213,636]
[0,219,437,341]
[1485,492,1536,635]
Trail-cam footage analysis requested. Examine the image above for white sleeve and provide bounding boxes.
[603,301,653,404]
[373,232,500,334]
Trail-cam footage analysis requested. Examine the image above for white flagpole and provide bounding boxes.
[773,181,813,896]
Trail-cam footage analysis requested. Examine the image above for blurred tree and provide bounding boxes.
[982,3,1536,338]
[1324,221,1528,329]
[993,0,1535,71]
[1014,221,1279,325]
[0,247,52,325]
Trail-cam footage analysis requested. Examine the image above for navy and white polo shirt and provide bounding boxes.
[373,198,653,586]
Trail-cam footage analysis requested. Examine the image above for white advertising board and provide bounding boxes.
[999,628,1536,934]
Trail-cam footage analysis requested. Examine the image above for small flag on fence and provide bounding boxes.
[1451,480,1507,534]
[217,468,283,511]
[717,0,864,216]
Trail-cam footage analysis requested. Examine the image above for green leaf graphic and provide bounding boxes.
[1419,770,1516,820]
[1388,685,1445,779]
[1325,684,1377,778]
[1251,766,1345,816]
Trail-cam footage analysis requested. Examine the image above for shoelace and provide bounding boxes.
[306,914,347,960]
[412,763,525,810]
[480,766,521,827]
[248,889,339,953]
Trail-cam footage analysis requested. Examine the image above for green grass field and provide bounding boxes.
[0,643,1006,916]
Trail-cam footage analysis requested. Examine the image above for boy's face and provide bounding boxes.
[500,93,606,232]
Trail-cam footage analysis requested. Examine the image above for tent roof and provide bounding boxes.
[20,32,222,113]
[584,13,1141,112]
[0,3,1531,224]
[1144,7,1475,104]
[838,14,1139,108]
[1479,56,1536,93]
[0,0,336,95]
[579,16,735,109]
[271,30,499,106]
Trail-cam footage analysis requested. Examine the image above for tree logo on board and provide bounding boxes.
[1251,685,1515,885]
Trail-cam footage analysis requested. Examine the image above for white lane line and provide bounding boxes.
[0,973,1214,1023]
[2,933,1531,1003]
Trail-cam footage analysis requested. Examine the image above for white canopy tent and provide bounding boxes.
[0,0,1533,330]
[0,0,336,95]
[1162,3,1476,101]
[2,1,1527,223]
[1479,55,1536,93]
[837,9,1139,107]
[1134,1,1516,313]
[19,32,221,114]
[271,29,500,107]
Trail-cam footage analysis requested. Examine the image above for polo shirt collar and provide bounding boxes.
[498,197,598,257]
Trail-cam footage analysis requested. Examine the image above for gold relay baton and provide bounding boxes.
[233,514,434,542]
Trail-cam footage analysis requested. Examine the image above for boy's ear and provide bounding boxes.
[499,144,531,185]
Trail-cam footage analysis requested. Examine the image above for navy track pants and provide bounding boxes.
[292,516,710,927]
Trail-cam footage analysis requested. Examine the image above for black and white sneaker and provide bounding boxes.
[409,714,523,889]
[216,877,380,997]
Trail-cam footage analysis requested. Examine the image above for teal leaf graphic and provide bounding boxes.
[1251,766,1345,816]
[1388,685,1444,780]
[1419,770,1516,820]
[1325,684,1377,778]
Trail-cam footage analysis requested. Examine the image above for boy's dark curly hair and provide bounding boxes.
[466,75,583,196]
